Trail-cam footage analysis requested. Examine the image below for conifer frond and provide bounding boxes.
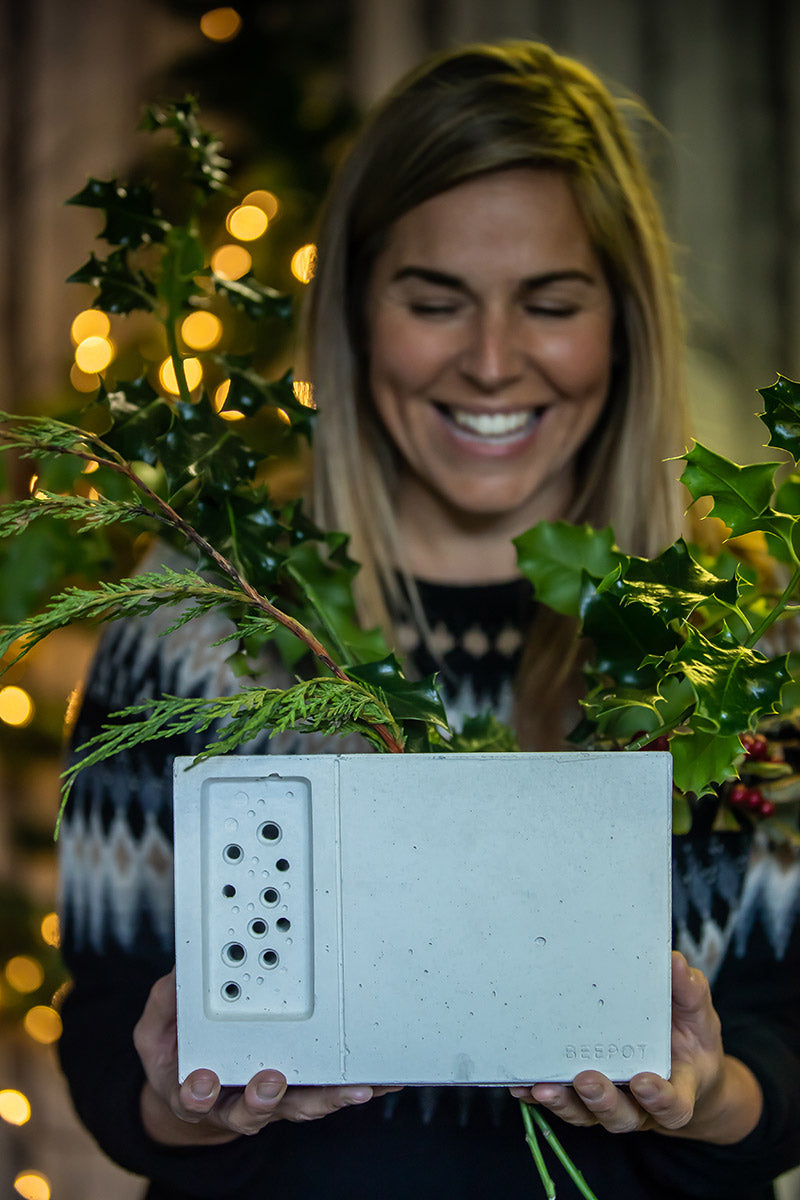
[0,568,250,670]
[0,494,153,539]
[59,678,399,823]
[0,411,103,459]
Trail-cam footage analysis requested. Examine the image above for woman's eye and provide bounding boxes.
[524,304,579,318]
[408,300,459,316]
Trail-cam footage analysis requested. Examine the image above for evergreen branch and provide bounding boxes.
[0,569,246,669]
[0,412,114,461]
[59,679,401,824]
[0,493,154,538]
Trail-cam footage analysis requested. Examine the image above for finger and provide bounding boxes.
[133,970,179,1078]
[210,1071,289,1135]
[569,1072,650,1134]
[276,1084,378,1123]
[630,1066,696,1132]
[172,1069,223,1123]
[671,951,712,1017]
[528,1082,598,1128]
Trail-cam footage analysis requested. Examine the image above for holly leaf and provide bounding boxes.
[668,728,746,796]
[66,178,170,248]
[580,576,681,688]
[94,378,171,465]
[514,521,623,616]
[213,274,293,322]
[347,655,449,730]
[284,539,389,665]
[670,625,791,735]
[680,443,780,536]
[67,249,157,314]
[618,539,741,623]
[758,375,800,465]
[156,396,261,495]
[445,713,521,753]
[139,99,231,196]
[221,365,315,436]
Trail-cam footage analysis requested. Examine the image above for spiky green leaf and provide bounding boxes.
[758,375,800,464]
[515,521,623,616]
[680,443,780,535]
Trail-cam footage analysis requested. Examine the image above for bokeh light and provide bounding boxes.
[70,310,110,345]
[13,1172,51,1200]
[69,363,101,393]
[243,189,279,220]
[0,686,35,728]
[23,1006,62,1045]
[211,244,251,281]
[181,311,223,351]
[212,380,245,422]
[40,913,61,949]
[5,957,44,995]
[74,335,115,374]
[291,244,316,284]
[0,1090,31,1126]
[200,6,241,41]
[226,205,269,241]
[159,357,203,396]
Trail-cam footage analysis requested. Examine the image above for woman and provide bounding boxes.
[57,41,800,1199]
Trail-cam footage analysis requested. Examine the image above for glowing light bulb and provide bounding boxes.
[158,357,203,396]
[0,686,34,728]
[291,244,316,284]
[211,244,251,281]
[5,957,44,994]
[23,1006,62,1045]
[226,205,268,241]
[75,336,115,374]
[13,1171,51,1200]
[40,913,60,948]
[243,189,279,220]
[0,1090,31,1126]
[200,6,242,41]
[181,311,223,351]
[292,380,316,409]
[70,309,110,345]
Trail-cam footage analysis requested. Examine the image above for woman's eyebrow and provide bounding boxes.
[391,266,465,288]
[390,266,598,289]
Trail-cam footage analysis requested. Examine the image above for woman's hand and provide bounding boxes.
[134,969,402,1147]
[509,952,763,1145]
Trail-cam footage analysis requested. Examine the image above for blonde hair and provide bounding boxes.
[303,40,687,746]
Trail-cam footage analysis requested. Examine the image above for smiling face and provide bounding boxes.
[365,168,616,577]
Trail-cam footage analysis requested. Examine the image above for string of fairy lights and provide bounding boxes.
[1,8,319,1197]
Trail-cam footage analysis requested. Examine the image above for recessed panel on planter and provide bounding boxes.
[174,752,671,1086]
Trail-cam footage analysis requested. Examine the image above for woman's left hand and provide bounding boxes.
[510,952,763,1145]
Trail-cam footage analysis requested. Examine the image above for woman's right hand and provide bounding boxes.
[134,969,401,1146]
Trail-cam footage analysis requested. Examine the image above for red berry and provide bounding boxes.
[728,783,749,806]
[741,733,770,761]
[759,799,776,818]
[745,788,764,812]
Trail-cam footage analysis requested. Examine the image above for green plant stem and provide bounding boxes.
[165,319,193,406]
[519,1102,556,1199]
[529,1108,600,1200]
[746,564,800,648]
[625,712,692,752]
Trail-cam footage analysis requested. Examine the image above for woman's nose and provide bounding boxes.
[459,314,524,392]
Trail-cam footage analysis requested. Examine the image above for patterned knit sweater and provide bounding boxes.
[57,570,800,1200]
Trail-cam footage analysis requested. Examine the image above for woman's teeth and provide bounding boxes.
[450,408,535,438]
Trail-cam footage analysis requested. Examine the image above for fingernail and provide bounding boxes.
[635,1082,657,1102]
[256,1080,283,1101]
[344,1087,373,1104]
[577,1083,602,1101]
[190,1077,215,1101]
